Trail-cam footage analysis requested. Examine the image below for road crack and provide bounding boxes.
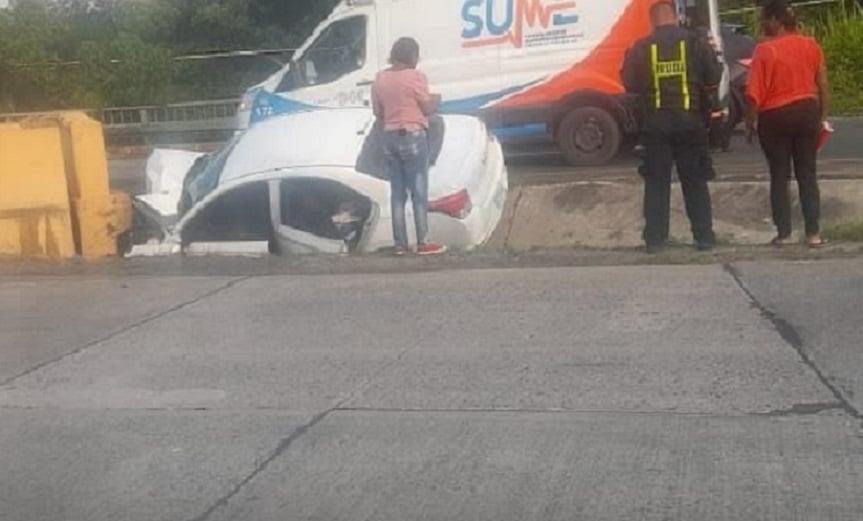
[723,263,860,420]
[187,331,427,521]
[0,276,251,388]
[187,407,334,521]
[754,402,846,417]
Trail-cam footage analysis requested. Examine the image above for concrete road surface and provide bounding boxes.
[1,259,862,520]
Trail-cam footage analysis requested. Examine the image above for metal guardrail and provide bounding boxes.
[0,99,241,146]
[100,99,240,130]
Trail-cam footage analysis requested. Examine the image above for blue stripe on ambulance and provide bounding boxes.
[250,91,320,124]
[437,82,538,114]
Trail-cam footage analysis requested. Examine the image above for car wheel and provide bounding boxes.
[557,106,622,166]
[116,230,132,256]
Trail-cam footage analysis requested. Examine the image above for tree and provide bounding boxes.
[0,0,69,110]
[73,32,174,107]
[0,0,342,111]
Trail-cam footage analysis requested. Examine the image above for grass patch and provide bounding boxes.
[811,3,863,115]
[823,221,863,242]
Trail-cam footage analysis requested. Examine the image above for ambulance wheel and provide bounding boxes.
[557,107,621,166]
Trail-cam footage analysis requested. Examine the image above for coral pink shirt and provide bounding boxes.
[371,68,431,132]
[746,33,823,112]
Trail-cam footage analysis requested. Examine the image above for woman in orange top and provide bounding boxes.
[372,38,446,256]
[745,0,830,247]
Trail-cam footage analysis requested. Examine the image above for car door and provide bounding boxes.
[268,178,379,255]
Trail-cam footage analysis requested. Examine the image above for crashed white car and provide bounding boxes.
[132,108,508,256]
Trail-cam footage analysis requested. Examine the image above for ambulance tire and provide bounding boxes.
[557,107,622,166]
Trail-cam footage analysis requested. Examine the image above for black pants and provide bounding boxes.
[642,110,715,246]
[757,99,821,237]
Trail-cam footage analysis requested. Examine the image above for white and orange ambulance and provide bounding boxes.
[237,0,727,165]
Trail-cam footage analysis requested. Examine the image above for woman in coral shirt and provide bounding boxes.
[372,38,446,256]
[745,0,831,247]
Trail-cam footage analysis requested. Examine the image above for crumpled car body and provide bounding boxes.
[131,108,508,256]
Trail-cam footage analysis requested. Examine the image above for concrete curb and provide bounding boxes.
[490,178,863,251]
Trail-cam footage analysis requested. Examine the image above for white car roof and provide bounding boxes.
[216,107,490,198]
[219,108,375,186]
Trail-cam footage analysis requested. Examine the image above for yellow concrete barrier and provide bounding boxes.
[71,191,132,258]
[0,122,77,258]
[59,113,130,258]
[0,113,131,259]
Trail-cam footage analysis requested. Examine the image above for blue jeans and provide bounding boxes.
[383,130,430,247]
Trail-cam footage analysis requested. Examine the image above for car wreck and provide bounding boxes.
[130,108,508,256]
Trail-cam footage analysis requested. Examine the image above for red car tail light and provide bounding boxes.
[429,189,472,220]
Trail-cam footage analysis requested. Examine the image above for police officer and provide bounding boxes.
[622,0,723,253]
[636,16,722,180]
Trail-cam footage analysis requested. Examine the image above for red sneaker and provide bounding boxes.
[416,243,447,256]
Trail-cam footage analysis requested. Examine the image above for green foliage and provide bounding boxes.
[75,32,174,107]
[0,0,338,111]
[0,0,67,110]
[811,3,863,115]
[823,221,863,242]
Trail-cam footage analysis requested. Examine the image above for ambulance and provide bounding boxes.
[237,0,727,166]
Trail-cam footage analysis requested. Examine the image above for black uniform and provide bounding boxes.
[636,27,721,179]
[622,24,723,250]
